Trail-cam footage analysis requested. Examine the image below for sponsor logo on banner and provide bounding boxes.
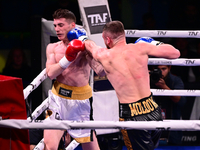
[185,59,195,65]
[189,31,198,36]
[182,136,197,142]
[187,90,196,92]
[84,5,111,34]
[181,131,200,145]
[157,31,167,36]
[156,89,165,92]
[156,127,170,130]
[126,30,136,35]
[148,60,172,65]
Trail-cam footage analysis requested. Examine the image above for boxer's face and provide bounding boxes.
[53,18,75,41]
[13,49,23,66]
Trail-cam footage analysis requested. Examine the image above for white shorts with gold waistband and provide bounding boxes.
[48,80,93,143]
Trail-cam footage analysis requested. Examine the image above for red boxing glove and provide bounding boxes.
[65,39,85,61]
[59,39,85,69]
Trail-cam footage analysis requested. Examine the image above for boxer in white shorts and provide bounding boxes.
[44,8,105,150]
[48,80,93,143]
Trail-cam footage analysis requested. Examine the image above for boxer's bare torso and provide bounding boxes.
[85,40,180,103]
[46,41,91,87]
[94,43,151,103]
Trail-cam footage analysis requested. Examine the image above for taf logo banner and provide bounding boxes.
[84,5,111,34]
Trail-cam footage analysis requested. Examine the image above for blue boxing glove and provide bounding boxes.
[67,27,88,42]
[135,37,163,46]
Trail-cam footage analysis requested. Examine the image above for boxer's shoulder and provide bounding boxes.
[47,41,62,52]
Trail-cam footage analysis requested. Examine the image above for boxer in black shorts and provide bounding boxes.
[119,93,163,150]
[84,21,180,150]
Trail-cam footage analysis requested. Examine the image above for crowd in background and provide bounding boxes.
[1,0,200,84]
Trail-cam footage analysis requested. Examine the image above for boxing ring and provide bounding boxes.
[1,20,200,149]
[2,0,200,149]
[5,49,200,149]
[2,56,200,150]
[3,16,200,150]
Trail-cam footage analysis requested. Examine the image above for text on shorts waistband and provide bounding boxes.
[119,94,158,117]
[51,80,92,100]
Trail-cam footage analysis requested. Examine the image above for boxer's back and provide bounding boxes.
[100,43,151,103]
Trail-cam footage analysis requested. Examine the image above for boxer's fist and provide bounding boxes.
[67,27,88,41]
[65,39,85,61]
[135,37,162,46]
[59,39,85,69]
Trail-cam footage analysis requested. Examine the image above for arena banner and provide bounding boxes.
[0,75,30,150]
[78,0,111,47]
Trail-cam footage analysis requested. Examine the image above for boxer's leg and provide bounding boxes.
[44,129,64,150]
[81,131,100,150]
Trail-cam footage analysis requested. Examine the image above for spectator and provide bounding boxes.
[137,12,156,30]
[150,65,187,145]
[168,2,200,30]
[170,38,197,86]
[2,47,32,88]
[108,0,121,21]
[180,3,200,30]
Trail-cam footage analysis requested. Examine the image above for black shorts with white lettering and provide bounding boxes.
[119,93,163,150]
